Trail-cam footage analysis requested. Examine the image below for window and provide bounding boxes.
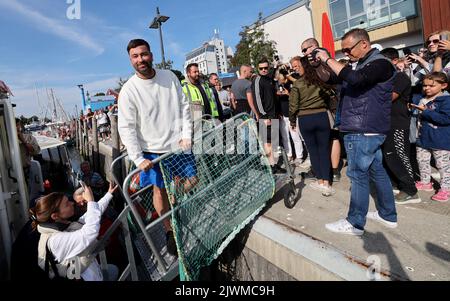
[328,0,417,39]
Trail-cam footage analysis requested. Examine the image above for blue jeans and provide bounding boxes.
[344,134,397,230]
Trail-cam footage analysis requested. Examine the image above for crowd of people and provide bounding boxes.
[80,103,118,142]
[22,27,450,280]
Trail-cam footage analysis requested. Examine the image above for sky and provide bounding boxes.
[0,0,297,118]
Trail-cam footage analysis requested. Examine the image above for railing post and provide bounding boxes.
[75,119,79,150]
[92,118,99,172]
[77,119,82,153]
[110,114,122,184]
[83,119,88,159]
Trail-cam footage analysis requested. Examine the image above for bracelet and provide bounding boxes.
[325,57,332,65]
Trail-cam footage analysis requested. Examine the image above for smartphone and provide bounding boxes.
[403,48,412,56]
[440,34,448,41]
[79,180,87,190]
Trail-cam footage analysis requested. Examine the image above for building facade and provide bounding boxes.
[184,44,218,75]
[420,0,450,38]
[209,30,229,74]
[250,1,315,63]
[311,0,424,55]
[184,30,231,76]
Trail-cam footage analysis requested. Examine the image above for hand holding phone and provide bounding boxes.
[79,180,94,202]
[409,103,425,111]
[79,180,86,190]
[438,39,450,52]
[108,181,118,194]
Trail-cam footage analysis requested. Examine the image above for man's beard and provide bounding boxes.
[136,61,153,74]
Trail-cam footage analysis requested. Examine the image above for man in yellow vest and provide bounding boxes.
[182,63,222,121]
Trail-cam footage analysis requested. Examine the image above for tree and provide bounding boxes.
[170,69,185,82]
[231,12,278,68]
[155,60,173,70]
[93,92,105,97]
[112,77,129,94]
[19,115,28,125]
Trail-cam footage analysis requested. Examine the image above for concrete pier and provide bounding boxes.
[218,166,450,281]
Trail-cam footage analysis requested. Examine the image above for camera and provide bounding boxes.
[310,47,328,62]
[278,66,293,76]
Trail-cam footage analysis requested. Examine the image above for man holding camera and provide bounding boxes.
[314,28,398,235]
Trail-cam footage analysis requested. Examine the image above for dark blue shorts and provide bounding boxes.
[140,153,197,189]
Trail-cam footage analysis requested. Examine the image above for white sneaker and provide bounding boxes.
[366,211,398,228]
[299,159,311,169]
[309,181,324,192]
[292,158,303,166]
[322,186,336,197]
[325,219,364,236]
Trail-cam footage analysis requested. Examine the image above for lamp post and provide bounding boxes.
[149,7,170,69]
[77,84,86,113]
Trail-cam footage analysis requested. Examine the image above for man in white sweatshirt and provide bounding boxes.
[118,39,192,255]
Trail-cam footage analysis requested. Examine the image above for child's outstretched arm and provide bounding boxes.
[421,101,450,126]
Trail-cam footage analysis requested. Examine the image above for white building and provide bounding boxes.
[184,30,231,76]
[209,30,229,74]
[184,44,218,75]
[249,1,315,63]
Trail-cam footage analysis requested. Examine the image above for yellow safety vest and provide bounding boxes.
[181,80,219,118]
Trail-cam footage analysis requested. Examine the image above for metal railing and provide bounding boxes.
[88,152,179,281]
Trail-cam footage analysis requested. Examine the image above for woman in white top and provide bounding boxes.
[31,183,118,281]
[96,110,110,141]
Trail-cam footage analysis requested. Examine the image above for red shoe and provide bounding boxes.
[415,181,434,192]
[431,189,449,202]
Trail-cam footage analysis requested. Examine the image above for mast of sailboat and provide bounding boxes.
[51,89,58,123]
[34,83,45,124]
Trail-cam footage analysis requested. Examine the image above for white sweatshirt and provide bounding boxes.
[47,192,113,281]
[118,70,192,167]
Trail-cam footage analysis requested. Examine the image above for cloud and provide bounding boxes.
[0,0,104,55]
[0,67,118,90]
[80,13,142,47]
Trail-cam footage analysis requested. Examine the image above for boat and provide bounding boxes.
[0,89,78,280]
[0,94,29,279]
[33,134,79,195]
[24,121,46,132]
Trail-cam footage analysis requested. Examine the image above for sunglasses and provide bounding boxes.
[342,40,363,55]
[259,66,269,71]
[302,45,313,53]
[426,39,440,46]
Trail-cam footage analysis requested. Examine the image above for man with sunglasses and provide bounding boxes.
[301,38,320,63]
[314,28,398,236]
[251,58,286,174]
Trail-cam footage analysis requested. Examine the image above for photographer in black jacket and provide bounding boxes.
[314,28,398,235]
[252,58,286,174]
